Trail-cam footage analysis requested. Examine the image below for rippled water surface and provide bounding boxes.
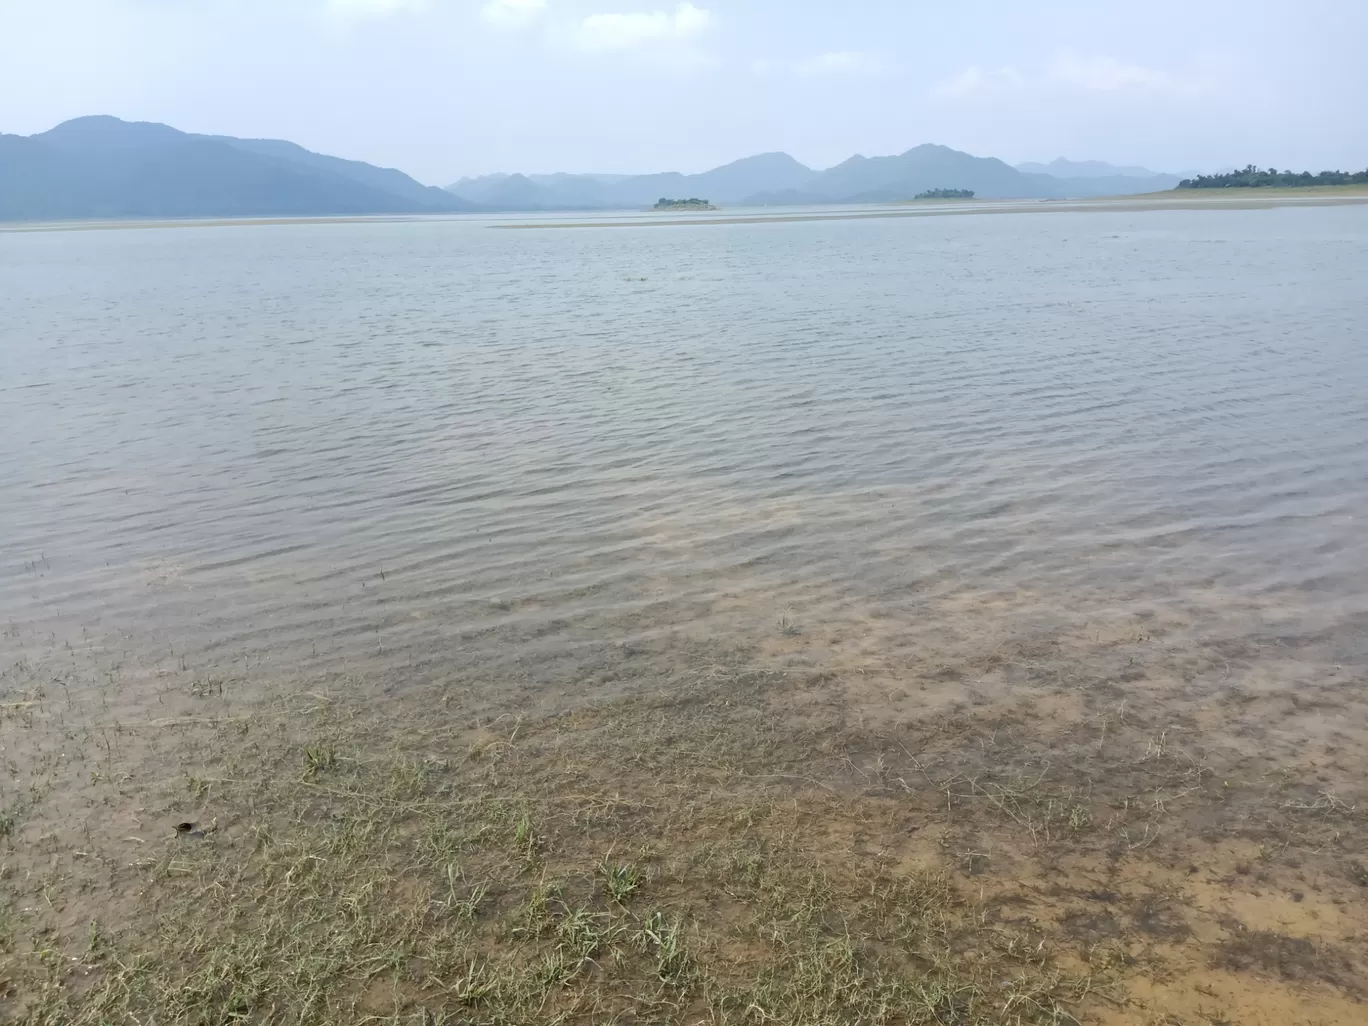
[4,206,1368,706]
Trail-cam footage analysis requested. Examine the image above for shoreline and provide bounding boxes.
[0,214,432,234]
[4,609,1366,1024]
[499,191,1368,229]
[5,188,1368,235]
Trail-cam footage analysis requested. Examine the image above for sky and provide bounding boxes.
[2,0,1365,185]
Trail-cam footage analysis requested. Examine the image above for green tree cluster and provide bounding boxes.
[1178,165,1368,189]
[914,188,975,199]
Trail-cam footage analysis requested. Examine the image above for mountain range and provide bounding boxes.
[447,147,1183,210]
[0,115,1190,222]
[1015,157,1170,180]
[0,115,473,221]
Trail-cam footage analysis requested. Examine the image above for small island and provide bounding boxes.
[915,188,975,200]
[1179,165,1368,189]
[653,197,716,210]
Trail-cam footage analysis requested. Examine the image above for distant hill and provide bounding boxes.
[1016,158,1163,179]
[447,145,1193,211]
[0,116,474,222]
[778,147,1182,202]
[451,173,565,210]
[1,119,1198,221]
[197,134,462,210]
[447,152,817,210]
[785,144,1058,203]
[448,146,1049,209]
[1015,158,1182,196]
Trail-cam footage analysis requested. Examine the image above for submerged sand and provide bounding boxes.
[4,591,1367,1024]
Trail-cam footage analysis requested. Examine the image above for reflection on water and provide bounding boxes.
[3,205,1368,708]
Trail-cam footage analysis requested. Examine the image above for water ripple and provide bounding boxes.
[3,205,1368,689]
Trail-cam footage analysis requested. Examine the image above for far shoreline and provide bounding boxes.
[4,186,1367,235]
[498,188,1368,230]
[0,214,430,234]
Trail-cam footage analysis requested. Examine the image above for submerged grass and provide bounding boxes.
[2,651,1367,1024]
[9,719,1089,1024]
[1,671,1099,1025]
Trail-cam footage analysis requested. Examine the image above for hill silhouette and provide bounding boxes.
[0,116,473,221]
[448,144,1181,209]
[0,117,1201,220]
[449,152,817,210]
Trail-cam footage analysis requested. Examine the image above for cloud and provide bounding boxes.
[794,51,882,77]
[1046,55,1189,93]
[481,0,547,29]
[934,55,1224,100]
[932,64,1026,98]
[752,51,884,78]
[325,0,428,22]
[577,2,710,52]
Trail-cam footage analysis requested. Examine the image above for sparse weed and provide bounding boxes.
[638,910,692,984]
[435,863,487,922]
[303,742,337,776]
[513,813,539,856]
[188,677,224,698]
[598,856,643,903]
[518,879,563,935]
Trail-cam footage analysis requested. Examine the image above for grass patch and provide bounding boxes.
[9,746,1087,1024]
[598,855,644,904]
[2,674,1102,1025]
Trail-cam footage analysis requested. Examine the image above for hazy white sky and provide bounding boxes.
[2,0,1364,184]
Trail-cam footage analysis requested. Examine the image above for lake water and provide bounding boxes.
[3,205,1368,717]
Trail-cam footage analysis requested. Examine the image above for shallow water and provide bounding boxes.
[3,205,1368,707]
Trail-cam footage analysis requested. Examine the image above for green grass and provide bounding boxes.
[3,681,1100,1025]
[10,755,1089,1024]
[598,856,644,904]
